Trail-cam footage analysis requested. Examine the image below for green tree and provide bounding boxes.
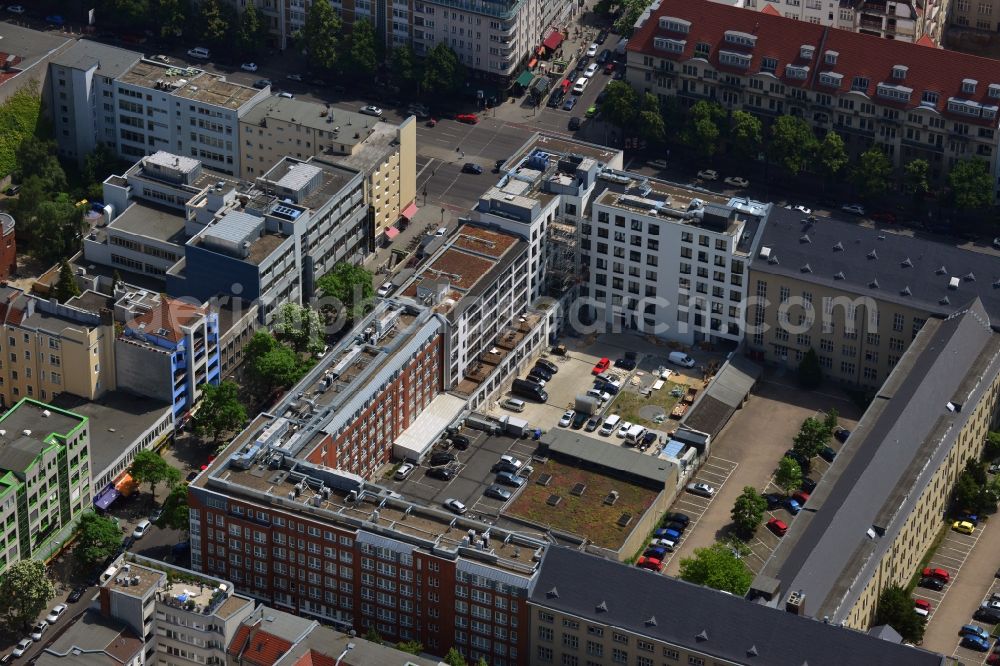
[24,195,86,263]
[768,115,817,176]
[395,640,424,655]
[75,513,123,567]
[638,109,666,144]
[152,0,190,39]
[614,0,650,36]
[97,0,151,29]
[422,43,466,96]
[301,0,342,71]
[443,648,468,666]
[192,381,247,443]
[158,484,190,531]
[903,158,930,198]
[682,101,726,160]
[364,627,383,644]
[817,131,848,181]
[600,81,639,128]
[947,158,993,210]
[349,20,378,81]
[954,471,983,512]
[823,408,839,436]
[874,585,925,643]
[731,486,767,538]
[851,147,892,200]
[775,456,803,495]
[130,449,174,499]
[83,143,122,200]
[317,262,374,323]
[198,0,234,50]
[678,542,753,595]
[985,432,1000,460]
[965,458,987,486]
[729,110,762,160]
[243,331,310,398]
[274,302,325,355]
[797,348,822,389]
[17,135,67,192]
[390,44,420,95]
[53,260,81,303]
[236,2,268,59]
[0,560,55,630]
[793,417,830,460]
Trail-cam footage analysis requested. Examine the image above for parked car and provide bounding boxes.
[452,434,471,450]
[913,598,931,617]
[592,358,610,375]
[132,519,151,539]
[426,466,455,481]
[11,640,31,658]
[788,204,812,215]
[187,47,211,59]
[584,63,599,78]
[67,587,87,603]
[7,6,27,14]
[461,163,483,174]
[961,635,990,652]
[614,357,636,370]
[668,351,696,368]
[763,493,783,510]
[974,607,1000,623]
[150,507,163,522]
[536,359,558,374]
[376,281,396,297]
[686,482,715,497]
[525,373,546,387]
[240,62,258,72]
[792,491,810,505]
[501,398,525,412]
[443,498,467,515]
[724,176,749,188]
[820,446,837,463]
[586,43,598,57]
[568,116,582,131]
[5,185,21,196]
[635,556,663,572]
[841,203,866,215]
[430,452,456,466]
[922,567,950,582]
[801,478,817,493]
[767,518,788,536]
[485,485,512,501]
[45,604,67,625]
[558,410,575,427]
[697,169,718,181]
[499,455,523,469]
[585,417,600,432]
[252,78,271,89]
[603,61,616,74]
[394,462,415,480]
[958,512,980,526]
[616,421,633,438]
[952,520,975,535]
[455,113,479,124]
[571,411,588,429]
[641,431,658,448]
[563,97,578,110]
[834,427,851,443]
[961,625,991,641]
[663,512,690,527]
[30,622,48,641]
[990,460,1000,474]
[286,73,303,82]
[150,54,171,64]
[530,365,553,381]
[663,521,686,534]
[597,29,609,44]
[277,92,294,99]
[785,498,802,515]
[360,105,384,117]
[644,546,668,560]
[496,471,525,488]
[919,576,945,591]
[785,450,811,471]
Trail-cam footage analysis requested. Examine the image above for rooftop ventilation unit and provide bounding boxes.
[949,277,960,290]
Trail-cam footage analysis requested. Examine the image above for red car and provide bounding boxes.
[987,652,1000,665]
[914,598,932,613]
[792,491,810,505]
[455,113,479,124]
[636,556,663,572]
[922,567,950,582]
[603,61,615,74]
[592,357,610,375]
[766,518,788,536]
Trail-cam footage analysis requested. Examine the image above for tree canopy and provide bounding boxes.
[903,159,930,198]
[682,101,726,161]
[130,450,179,500]
[852,147,892,200]
[678,542,753,595]
[76,513,123,567]
[349,20,378,81]
[317,262,374,324]
[775,456,804,495]
[0,560,55,630]
[947,159,993,209]
[54,260,81,303]
[158,484,191,531]
[197,0,235,51]
[731,486,767,538]
[874,585,925,643]
[422,43,466,96]
[192,381,247,443]
[816,131,848,180]
[274,302,326,355]
[243,330,312,399]
[389,45,420,95]
[302,0,342,71]
[729,110,763,160]
[236,2,269,59]
[600,81,639,128]
[769,116,817,175]
[792,416,831,460]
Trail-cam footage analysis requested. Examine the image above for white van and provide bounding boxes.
[599,414,621,436]
[668,351,696,368]
[187,47,210,60]
[625,424,647,444]
[572,77,588,95]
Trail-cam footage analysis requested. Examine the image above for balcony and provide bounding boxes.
[860,17,884,29]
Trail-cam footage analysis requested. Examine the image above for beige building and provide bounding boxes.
[627,0,1000,199]
[239,97,416,239]
[949,0,1000,30]
[746,208,1000,388]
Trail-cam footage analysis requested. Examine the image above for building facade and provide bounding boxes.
[738,0,945,44]
[627,0,1000,200]
[0,399,91,575]
[0,213,16,282]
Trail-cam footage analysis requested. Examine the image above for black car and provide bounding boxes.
[663,512,690,527]
[252,78,271,89]
[426,466,455,480]
[763,493,783,510]
[974,607,1000,623]
[535,358,559,374]
[597,49,612,65]
[122,535,136,550]
[919,576,945,591]
[596,29,609,44]
[784,450,811,471]
[614,357,636,370]
[67,586,87,603]
[547,90,565,108]
[462,163,483,175]
[801,477,817,493]
[429,452,456,466]
[530,364,554,380]
[819,446,837,463]
[571,412,588,429]
[5,184,21,196]
[568,117,581,131]
[664,521,686,534]
[641,431,657,448]
[494,158,506,170]
[492,461,519,474]
[452,434,471,450]
[834,427,850,443]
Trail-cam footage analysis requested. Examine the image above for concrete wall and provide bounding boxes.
[114,340,173,403]
[614,480,678,562]
[398,116,417,222]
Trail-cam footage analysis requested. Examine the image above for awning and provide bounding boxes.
[515,70,535,87]
[543,30,564,51]
[401,202,418,220]
[94,486,120,510]
[384,226,400,240]
[528,57,538,69]
[537,46,546,56]
[115,472,138,497]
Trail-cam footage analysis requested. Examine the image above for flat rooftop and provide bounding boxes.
[49,39,140,78]
[0,23,73,73]
[240,96,385,145]
[51,392,171,484]
[594,184,740,233]
[110,201,187,244]
[0,400,85,457]
[37,611,142,666]
[758,301,1000,623]
[334,122,399,173]
[198,430,545,578]
[118,61,259,109]
[507,132,621,167]
[104,560,163,598]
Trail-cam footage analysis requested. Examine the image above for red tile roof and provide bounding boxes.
[628,0,1000,125]
[760,4,781,16]
[128,297,205,343]
[916,34,938,48]
[226,623,293,666]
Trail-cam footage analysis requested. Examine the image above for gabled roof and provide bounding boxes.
[127,297,205,343]
[629,0,1000,124]
[760,3,782,16]
[227,623,294,666]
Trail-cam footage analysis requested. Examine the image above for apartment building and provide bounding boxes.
[949,0,1000,30]
[585,178,765,345]
[0,285,118,408]
[188,428,546,665]
[116,296,220,421]
[36,615,144,666]
[750,300,1000,630]
[246,299,445,478]
[0,214,16,282]
[239,96,417,240]
[0,399,91,575]
[627,0,1000,199]
[737,0,944,44]
[529,546,944,666]
[746,207,1000,387]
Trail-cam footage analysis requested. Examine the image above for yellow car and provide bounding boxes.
[952,520,975,535]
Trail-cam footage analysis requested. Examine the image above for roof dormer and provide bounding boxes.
[800,45,815,60]
[962,78,978,94]
[659,16,691,33]
[724,30,757,48]
[892,65,908,80]
[824,50,838,65]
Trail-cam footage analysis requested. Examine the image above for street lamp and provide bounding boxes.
[334,643,355,666]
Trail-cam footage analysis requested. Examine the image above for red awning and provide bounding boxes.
[384,226,400,240]
[401,202,418,220]
[543,31,564,51]
[528,57,538,69]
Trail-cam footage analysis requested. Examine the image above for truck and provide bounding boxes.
[574,394,600,416]
[500,415,530,438]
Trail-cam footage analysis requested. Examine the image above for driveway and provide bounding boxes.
[664,374,861,576]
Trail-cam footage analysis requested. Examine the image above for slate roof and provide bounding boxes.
[531,546,945,666]
[752,207,1000,328]
[762,302,1000,623]
[629,0,1000,125]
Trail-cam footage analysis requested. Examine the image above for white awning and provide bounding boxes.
[393,393,468,461]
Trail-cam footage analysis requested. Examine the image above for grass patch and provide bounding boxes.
[0,83,42,177]
[907,522,949,592]
[607,381,684,428]
[507,458,658,550]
